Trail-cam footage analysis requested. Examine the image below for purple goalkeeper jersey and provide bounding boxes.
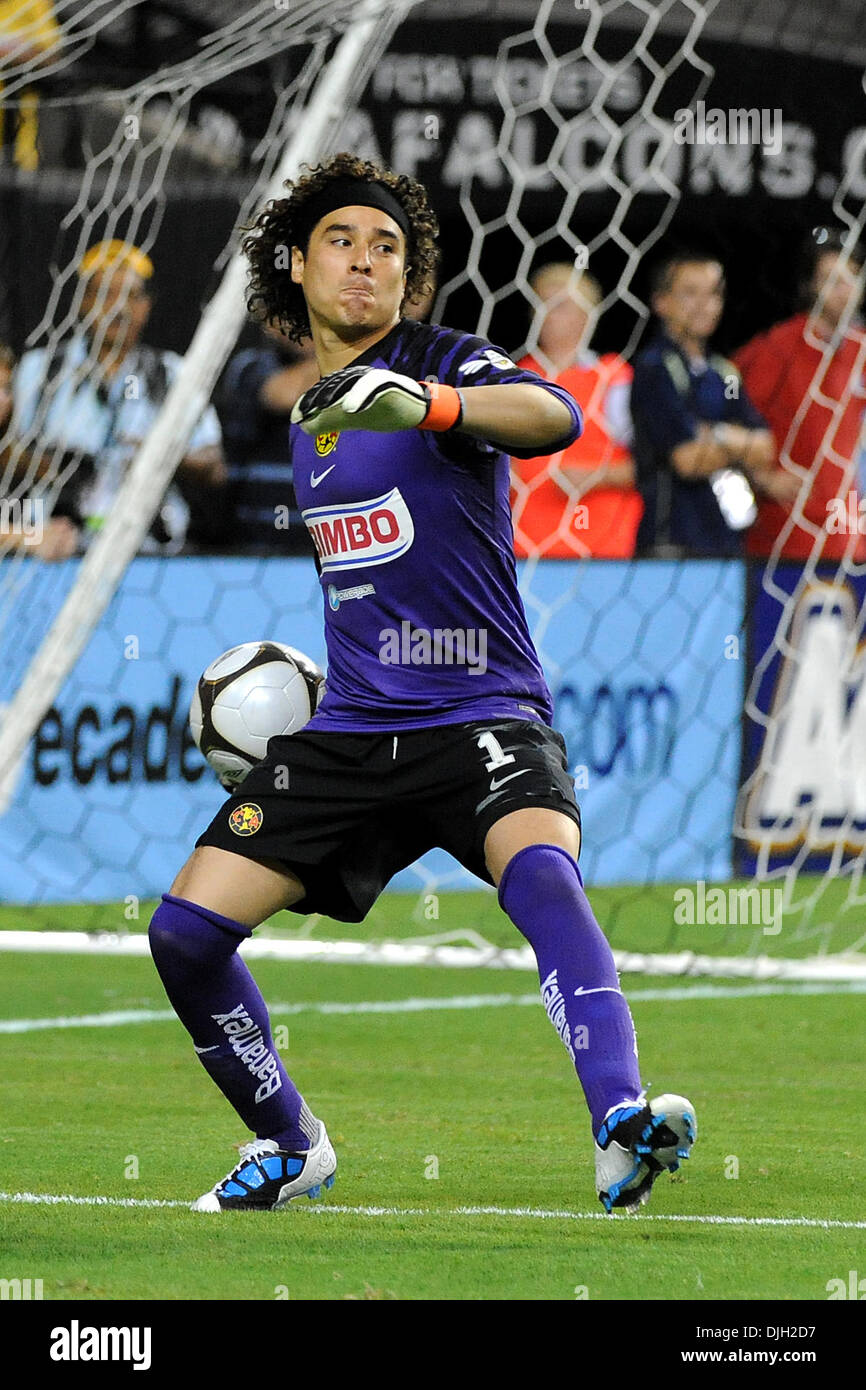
[293,318,582,732]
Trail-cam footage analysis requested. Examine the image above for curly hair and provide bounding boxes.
[242,152,440,343]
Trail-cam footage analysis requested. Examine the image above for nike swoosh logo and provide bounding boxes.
[194,1044,220,1054]
[489,768,530,790]
[310,465,336,488]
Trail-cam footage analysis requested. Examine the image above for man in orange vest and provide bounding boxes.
[511,262,642,558]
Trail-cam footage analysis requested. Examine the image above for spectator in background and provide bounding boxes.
[734,229,866,563]
[631,252,794,557]
[219,321,318,554]
[0,342,14,431]
[511,262,642,557]
[0,340,77,558]
[12,239,226,553]
[0,1,61,170]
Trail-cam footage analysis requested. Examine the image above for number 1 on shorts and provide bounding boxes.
[476,729,516,772]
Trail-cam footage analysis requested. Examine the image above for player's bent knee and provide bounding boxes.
[168,845,306,926]
[485,807,581,886]
[496,845,591,955]
[148,895,252,985]
[148,898,212,971]
[497,842,582,909]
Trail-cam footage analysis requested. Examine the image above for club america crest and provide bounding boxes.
[229,803,263,836]
[315,431,340,456]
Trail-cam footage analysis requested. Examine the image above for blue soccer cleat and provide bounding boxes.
[595,1093,697,1214]
[192,1120,336,1212]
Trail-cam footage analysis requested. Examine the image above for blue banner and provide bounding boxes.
[1,556,744,903]
[534,559,745,885]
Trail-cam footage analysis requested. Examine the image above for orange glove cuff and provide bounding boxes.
[418,381,464,432]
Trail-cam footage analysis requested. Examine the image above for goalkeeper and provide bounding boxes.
[148,152,696,1215]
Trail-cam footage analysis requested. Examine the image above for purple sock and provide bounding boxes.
[498,844,643,1134]
[148,894,316,1150]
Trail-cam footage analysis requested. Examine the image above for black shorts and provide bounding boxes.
[196,718,581,922]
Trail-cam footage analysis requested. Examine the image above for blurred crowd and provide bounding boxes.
[2,227,865,566]
[0,3,864,565]
[510,229,865,564]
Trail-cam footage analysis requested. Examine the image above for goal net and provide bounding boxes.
[1,0,865,982]
[0,0,410,903]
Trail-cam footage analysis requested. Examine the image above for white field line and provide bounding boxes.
[2,980,866,1036]
[1,930,865,982]
[0,1191,863,1230]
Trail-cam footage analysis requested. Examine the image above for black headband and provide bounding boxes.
[294,177,411,251]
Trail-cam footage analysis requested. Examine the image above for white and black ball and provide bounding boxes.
[189,640,324,790]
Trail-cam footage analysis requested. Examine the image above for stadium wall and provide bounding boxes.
[4,25,864,360]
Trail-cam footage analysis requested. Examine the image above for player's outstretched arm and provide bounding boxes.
[291,363,578,453]
[455,382,577,453]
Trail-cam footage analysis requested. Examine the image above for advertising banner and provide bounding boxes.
[1,556,744,903]
[737,563,866,874]
[346,23,866,225]
[534,559,745,886]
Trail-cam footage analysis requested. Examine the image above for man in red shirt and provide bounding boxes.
[734,232,866,562]
[511,262,642,558]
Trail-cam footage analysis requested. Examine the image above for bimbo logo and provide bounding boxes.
[303,487,414,573]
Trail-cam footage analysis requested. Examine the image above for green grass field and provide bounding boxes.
[4,873,864,957]
[1,893,864,1302]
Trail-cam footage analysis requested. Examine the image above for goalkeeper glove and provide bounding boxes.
[291,363,463,435]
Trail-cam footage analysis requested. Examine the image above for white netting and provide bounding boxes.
[1,0,865,978]
[429,0,866,970]
[0,0,410,773]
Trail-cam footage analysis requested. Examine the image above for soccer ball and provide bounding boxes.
[189,640,324,790]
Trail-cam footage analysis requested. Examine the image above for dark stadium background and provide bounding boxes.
[1,0,863,367]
